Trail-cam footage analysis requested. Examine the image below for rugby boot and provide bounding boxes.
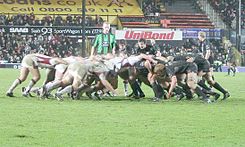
[94,92,102,100]
[213,93,221,101]
[204,98,212,104]
[222,92,230,100]
[6,92,14,97]
[152,97,162,102]
[22,91,30,97]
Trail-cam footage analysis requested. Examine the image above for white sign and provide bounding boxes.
[116,29,182,40]
[9,27,28,33]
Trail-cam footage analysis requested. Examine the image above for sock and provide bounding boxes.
[156,82,165,98]
[178,82,193,99]
[130,82,139,96]
[123,81,128,95]
[198,79,211,91]
[57,85,73,95]
[133,81,145,96]
[24,79,36,93]
[213,82,227,94]
[227,68,230,75]
[233,67,236,76]
[152,82,160,98]
[195,87,209,100]
[46,81,61,92]
[7,79,21,93]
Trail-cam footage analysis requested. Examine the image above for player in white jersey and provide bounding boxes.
[28,56,86,97]
[39,56,89,97]
[41,57,117,100]
[6,54,67,97]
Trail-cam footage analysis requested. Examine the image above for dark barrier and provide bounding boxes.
[0,63,21,69]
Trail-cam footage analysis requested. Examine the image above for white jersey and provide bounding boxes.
[22,54,59,69]
[33,54,59,68]
[107,56,142,71]
[121,56,141,67]
[55,56,85,74]
[62,56,84,64]
[109,56,124,71]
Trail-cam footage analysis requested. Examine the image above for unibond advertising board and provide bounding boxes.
[116,29,183,40]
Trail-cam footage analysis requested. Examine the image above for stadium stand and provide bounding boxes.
[207,0,245,30]
[160,13,214,28]
[158,0,215,29]
[208,0,237,28]
[0,32,80,62]
[243,3,245,29]
[0,13,104,27]
[120,0,215,29]
[118,15,150,28]
[142,0,160,15]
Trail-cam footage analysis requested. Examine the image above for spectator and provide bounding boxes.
[95,15,104,26]
[208,0,237,28]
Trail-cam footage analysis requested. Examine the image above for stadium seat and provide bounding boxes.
[160,13,214,28]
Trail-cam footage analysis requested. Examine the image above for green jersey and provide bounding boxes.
[93,33,116,55]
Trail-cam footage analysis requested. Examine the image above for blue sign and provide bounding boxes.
[181,28,222,39]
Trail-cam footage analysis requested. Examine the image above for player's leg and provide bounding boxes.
[23,67,40,96]
[6,67,29,97]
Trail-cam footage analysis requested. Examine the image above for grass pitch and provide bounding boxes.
[0,69,245,146]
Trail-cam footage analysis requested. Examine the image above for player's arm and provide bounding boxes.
[155,56,168,63]
[139,53,157,64]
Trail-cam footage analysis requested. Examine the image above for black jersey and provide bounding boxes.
[198,39,210,57]
[173,49,210,72]
[162,61,197,78]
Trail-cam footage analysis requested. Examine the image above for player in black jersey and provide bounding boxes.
[174,45,230,101]
[152,60,212,103]
[136,38,155,55]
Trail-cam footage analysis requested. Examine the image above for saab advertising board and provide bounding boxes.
[0,26,102,36]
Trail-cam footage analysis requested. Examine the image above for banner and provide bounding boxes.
[0,26,102,36]
[0,0,143,15]
[181,28,221,39]
[116,29,183,40]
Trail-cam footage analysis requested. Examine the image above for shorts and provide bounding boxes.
[55,64,68,74]
[197,60,210,72]
[68,62,88,80]
[21,54,36,69]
